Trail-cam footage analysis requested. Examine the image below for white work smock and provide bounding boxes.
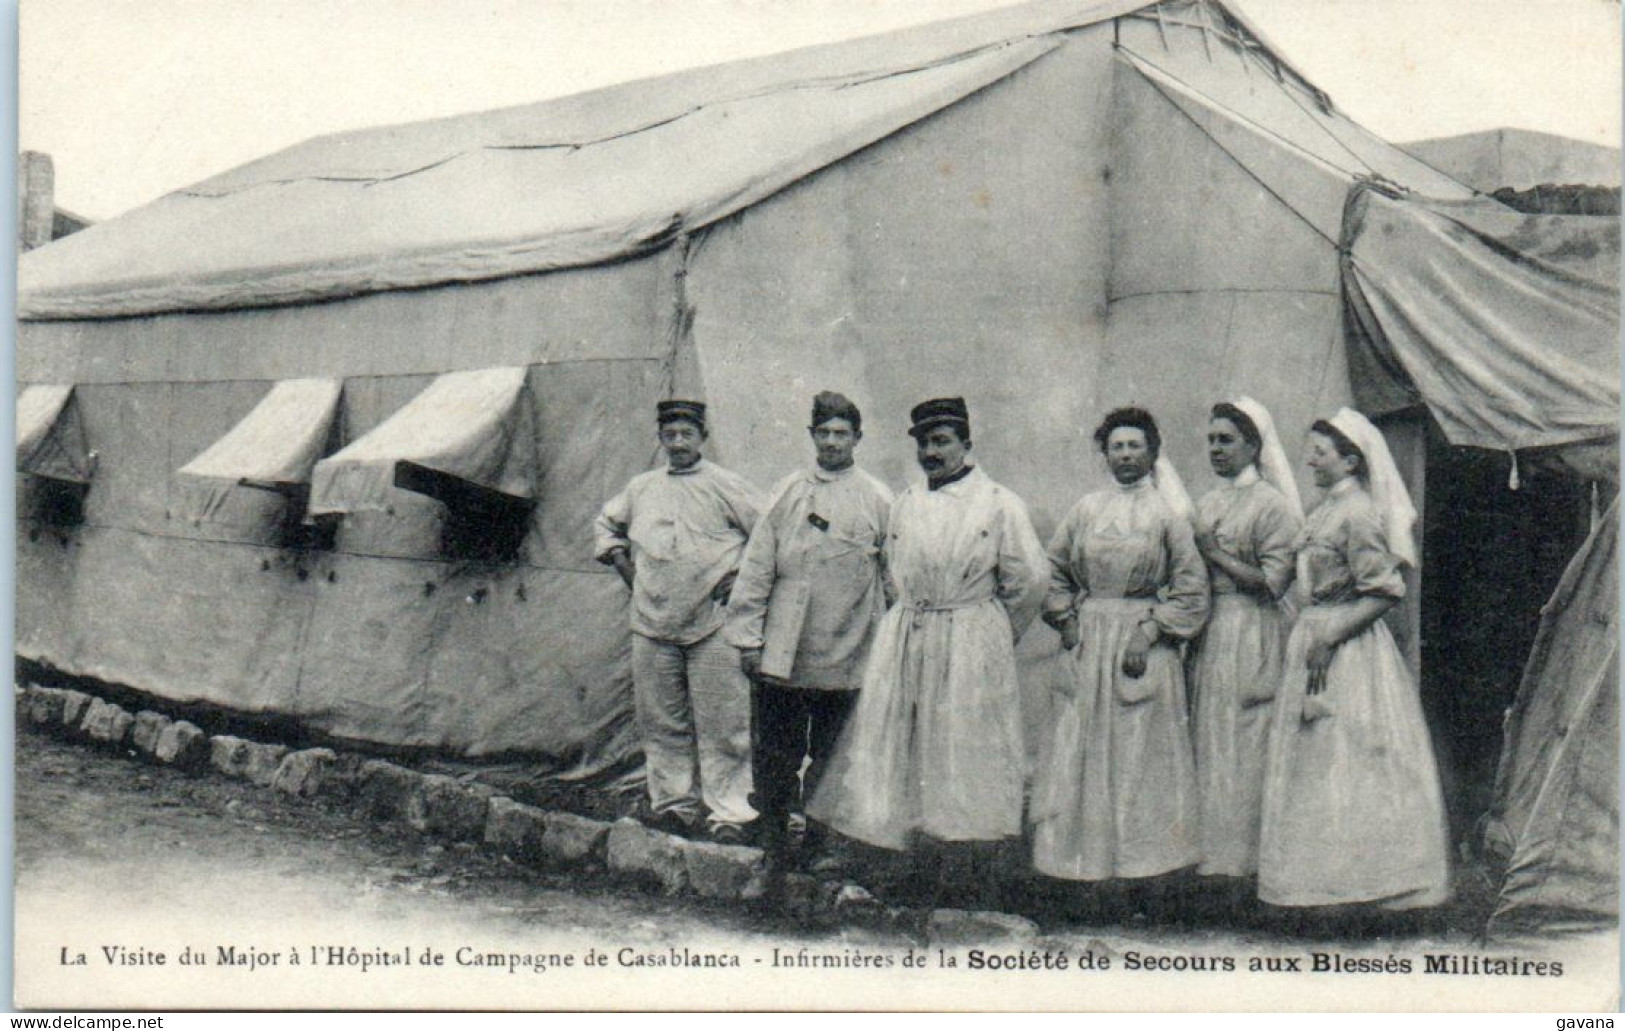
[724,464,894,690]
[594,458,763,645]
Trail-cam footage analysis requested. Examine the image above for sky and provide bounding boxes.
[18,0,1623,220]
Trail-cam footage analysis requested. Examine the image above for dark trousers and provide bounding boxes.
[750,680,857,847]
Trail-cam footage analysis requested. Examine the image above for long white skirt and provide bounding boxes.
[806,600,1026,851]
[1258,605,1452,908]
[1030,597,1199,881]
[1189,592,1288,877]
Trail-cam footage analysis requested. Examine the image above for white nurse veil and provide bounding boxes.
[1327,407,1419,568]
[1229,396,1304,519]
[1152,454,1194,522]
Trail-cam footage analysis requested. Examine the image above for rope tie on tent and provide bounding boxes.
[1339,177,1406,263]
[1508,447,1521,491]
[1273,67,1377,175]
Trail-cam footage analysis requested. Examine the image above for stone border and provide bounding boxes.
[15,683,1041,944]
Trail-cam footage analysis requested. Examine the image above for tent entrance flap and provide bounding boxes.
[1487,496,1620,929]
[16,384,93,484]
[308,366,535,517]
[1342,184,1621,452]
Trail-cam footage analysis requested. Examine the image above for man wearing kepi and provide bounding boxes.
[808,397,1046,906]
[725,392,894,872]
[594,400,763,844]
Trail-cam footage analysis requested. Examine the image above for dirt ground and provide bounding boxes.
[14,725,830,942]
[13,724,1616,1011]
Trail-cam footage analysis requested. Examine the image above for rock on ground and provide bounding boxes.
[484,797,548,861]
[683,840,767,901]
[271,748,339,799]
[208,735,289,786]
[926,908,1040,945]
[80,699,135,747]
[59,691,94,731]
[355,761,423,823]
[22,687,65,728]
[405,774,491,842]
[154,721,209,769]
[130,711,173,756]
[540,811,613,867]
[606,818,688,895]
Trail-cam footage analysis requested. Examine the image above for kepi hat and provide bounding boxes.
[908,397,969,440]
[656,399,707,429]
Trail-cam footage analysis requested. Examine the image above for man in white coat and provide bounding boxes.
[725,392,894,872]
[807,397,1046,905]
[594,400,763,843]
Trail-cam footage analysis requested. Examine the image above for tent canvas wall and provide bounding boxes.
[15,0,1607,811]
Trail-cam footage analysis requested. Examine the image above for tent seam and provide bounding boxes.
[21,519,609,575]
[17,356,667,390]
[1107,287,1336,302]
[181,39,1062,199]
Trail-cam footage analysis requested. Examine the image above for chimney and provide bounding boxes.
[19,150,56,252]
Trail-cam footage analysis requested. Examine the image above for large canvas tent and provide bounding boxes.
[16,0,1618,824]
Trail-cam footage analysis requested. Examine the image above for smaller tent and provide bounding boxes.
[1486,492,1619,932]
[1404,128,1622,192]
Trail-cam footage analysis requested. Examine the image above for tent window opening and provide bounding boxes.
[309,367,536,563]
[17,384,95,528]
[176,378,344,548]
[27,478,88,529]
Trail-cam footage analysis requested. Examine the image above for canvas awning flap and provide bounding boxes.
[179,378,343,490]
[176,378,342,523]
[17,384,93,483]
[308,367,534,516]
[1343,185,1621,451]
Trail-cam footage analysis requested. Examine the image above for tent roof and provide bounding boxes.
[1404,127,1623,193]
[20,0,1452,321]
